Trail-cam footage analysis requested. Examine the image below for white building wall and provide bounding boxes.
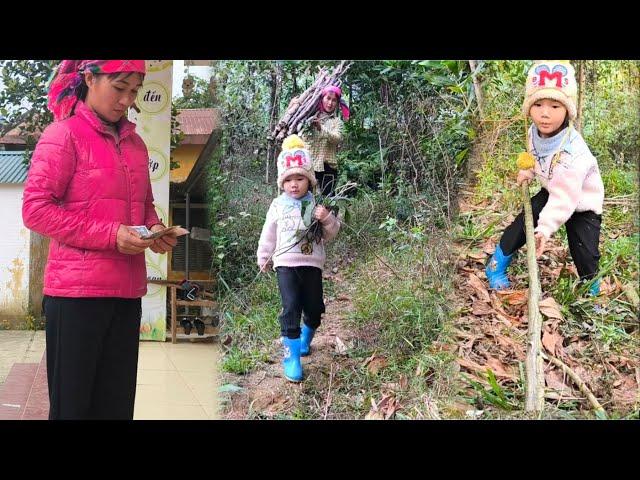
[0,184,30,325]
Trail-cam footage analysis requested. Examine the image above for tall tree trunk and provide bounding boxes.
[378,82,394,180]
[468,60,485,121]
[292,63,298,97]
[266,62,283,184]
[28,231,49,319]
[576,60,585,131]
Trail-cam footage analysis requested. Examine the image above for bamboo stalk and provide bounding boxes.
[522,180,545,412]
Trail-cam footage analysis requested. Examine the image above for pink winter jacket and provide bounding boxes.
[257,193,340,271]
[527,125,605,239]
[22,101,161,298]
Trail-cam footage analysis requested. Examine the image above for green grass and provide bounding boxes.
[474,154,508,203]
[456,213,497,243]
[602,168,638,197]
[603,206,631,232]
[219,274,281,375]
[328,238,459,418]
[222,346,270,375]
[600,234,639,280]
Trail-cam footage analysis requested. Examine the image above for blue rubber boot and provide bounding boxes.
[485,244,513,290]
[281,337,303,382]
[300,323,316,357]
[588,278,600,297]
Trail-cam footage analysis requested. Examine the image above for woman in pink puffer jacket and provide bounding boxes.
[22,60,176,420]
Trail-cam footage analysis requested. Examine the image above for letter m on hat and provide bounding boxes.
[536,64,567,88]
[285,154,304,167]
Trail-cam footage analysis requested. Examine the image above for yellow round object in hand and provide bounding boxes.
[516,152,535,170]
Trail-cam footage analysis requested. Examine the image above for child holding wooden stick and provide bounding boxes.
[486,61,605,295]
[257,135,341,382]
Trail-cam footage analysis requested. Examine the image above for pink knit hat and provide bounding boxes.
[277,135,317,190]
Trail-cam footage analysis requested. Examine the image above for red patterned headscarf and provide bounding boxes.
[318,85,350,121]
[47,60,146,121]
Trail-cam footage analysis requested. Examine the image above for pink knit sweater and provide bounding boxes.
[528,125,605,239]
[257,193,340,271]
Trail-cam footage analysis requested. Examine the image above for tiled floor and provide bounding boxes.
[0,331,46,384]
[0,363,42,419]
[133,340,219,420]
[0,331,219,420]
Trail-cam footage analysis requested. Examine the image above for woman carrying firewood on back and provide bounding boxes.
[301,85,350,197]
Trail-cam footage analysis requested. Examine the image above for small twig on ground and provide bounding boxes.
[542,351,608,419]
[323,363,335,420]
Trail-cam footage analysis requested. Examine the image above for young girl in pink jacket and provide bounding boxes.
[486,61,605,296]
[257,135,340,382]
[22,60,176,419]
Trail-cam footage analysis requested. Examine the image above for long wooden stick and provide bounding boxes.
[542,352,608,418]
[522,181,545,412]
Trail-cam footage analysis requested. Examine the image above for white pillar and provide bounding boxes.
[129,60,173,341]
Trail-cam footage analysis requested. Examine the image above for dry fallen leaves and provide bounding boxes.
[364,354,388,375]
[364,394,401,420]
[611,376,639,408]
[482,239,496,255]
[472,301,495,316]
[468,273,491,303]
[497,289,528,306]
[335,336,349,355]
[539,296,564,320]
[542,330,565,357]
[364,399,384,420]
[467,251,487,261]
[544,368,574,396]
[490,294,522,323]
[457,357,517,381]
[485,356,518,381]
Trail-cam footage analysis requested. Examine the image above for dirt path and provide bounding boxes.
[222,272,357,419]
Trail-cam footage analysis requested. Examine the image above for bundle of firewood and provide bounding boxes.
[270,61,352,142]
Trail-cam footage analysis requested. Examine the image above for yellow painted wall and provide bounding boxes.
[171,144,204,183]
